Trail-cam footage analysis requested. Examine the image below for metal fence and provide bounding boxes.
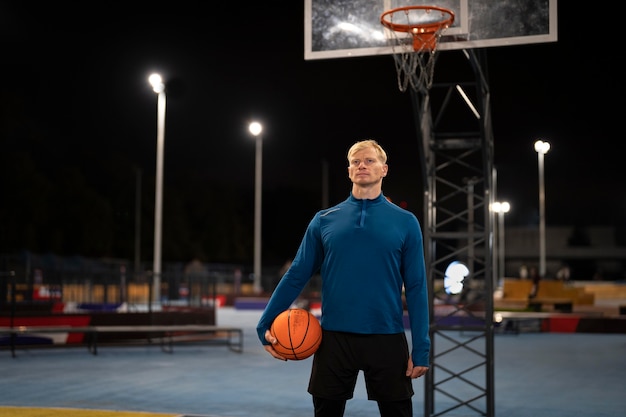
[0,252,261,310]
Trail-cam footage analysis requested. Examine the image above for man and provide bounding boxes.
[257,139,430,417]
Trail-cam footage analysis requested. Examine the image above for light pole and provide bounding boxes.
[534,139,550,278]
[492,201,510,286]
[249,121,263,294]
[149,73,166,305]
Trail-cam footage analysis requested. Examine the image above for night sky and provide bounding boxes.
[1,2,624,265]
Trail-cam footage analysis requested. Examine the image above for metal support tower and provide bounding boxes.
[411,48,496,417]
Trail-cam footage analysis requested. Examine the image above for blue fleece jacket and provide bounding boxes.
[256,193,431,366]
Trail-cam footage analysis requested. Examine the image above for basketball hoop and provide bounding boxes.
[380,5,455,92]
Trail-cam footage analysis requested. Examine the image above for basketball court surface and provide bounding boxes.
[0,408,176,417]
[1,307,624,417]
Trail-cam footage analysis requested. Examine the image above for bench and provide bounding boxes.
[495,279,534,309]
[0,324,243,357]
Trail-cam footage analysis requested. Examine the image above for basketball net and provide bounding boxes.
[381,6,455,93]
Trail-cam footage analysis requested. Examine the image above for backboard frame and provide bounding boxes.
[304,0,558,60]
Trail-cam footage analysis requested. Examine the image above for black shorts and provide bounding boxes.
[307,330,414,402]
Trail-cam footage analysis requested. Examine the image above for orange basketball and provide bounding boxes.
[270,308,322,360]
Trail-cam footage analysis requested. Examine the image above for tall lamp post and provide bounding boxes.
[149,73,166,305]
[249,121,263,294]
[534,139,550,278]
[492,201,510,286]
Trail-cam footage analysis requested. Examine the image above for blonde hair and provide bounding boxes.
[347,139,388,164]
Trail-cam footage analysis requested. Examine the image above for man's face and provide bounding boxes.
[347,147,388,186]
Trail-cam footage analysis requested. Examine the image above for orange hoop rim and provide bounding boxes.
[380,5,455,35]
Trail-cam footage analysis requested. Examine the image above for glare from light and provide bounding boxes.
[492,201,510,213]
[328,20,386,42]
[494,312,503,323]
[249,121,263,137]
[534,139,550,154]
[444,261,469,295]
[149,73,165,93]
[456,84,481,119]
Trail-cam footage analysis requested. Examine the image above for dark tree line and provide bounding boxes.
[0,103,319,268]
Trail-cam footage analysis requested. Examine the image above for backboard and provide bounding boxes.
[304,0,557,60]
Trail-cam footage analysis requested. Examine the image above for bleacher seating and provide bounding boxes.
[495,279,596,312]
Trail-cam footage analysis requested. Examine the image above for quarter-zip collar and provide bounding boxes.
[349,193,386,227]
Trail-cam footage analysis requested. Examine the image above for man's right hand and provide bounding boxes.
[264,329,287,361]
